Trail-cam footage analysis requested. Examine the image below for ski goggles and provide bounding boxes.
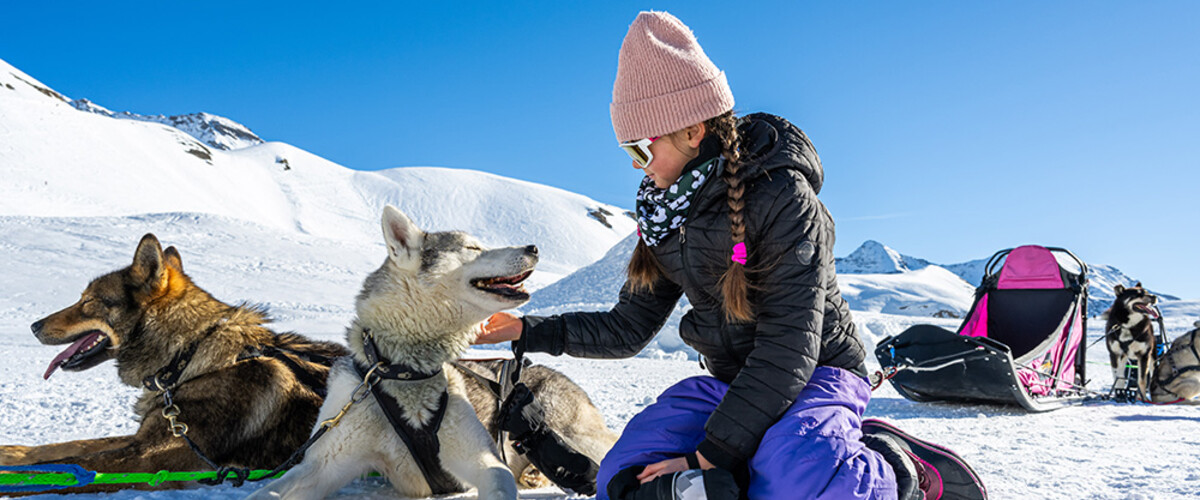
[618,136,660,168]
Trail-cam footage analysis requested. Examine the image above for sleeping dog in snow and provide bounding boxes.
[247,206,617,500]
[1103,283,1159,401]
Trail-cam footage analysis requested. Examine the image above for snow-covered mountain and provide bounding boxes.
[0,58,635,290]
[3,55,1196,350]
[72,98,264,151]
[835,239,933,274]
[941,254,1180,318]
[527,237,1199,357]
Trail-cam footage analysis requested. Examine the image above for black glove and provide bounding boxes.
[499,382,599,495]
[498,382,544,440]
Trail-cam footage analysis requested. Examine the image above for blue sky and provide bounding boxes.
[3,1,1199,298]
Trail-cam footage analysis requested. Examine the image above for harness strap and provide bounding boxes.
[238,345,333,397]
[142,339,203,391]
[451,361,503,396]
[354,328,461,495]
[361,328,443,381]
[358,363,462,494]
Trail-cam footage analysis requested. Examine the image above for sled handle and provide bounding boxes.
[983,246,1088,281]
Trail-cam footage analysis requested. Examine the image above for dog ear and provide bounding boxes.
[131,233,165,286]
[163,246,184,272]
[1134,281,1142,289]
[1114,284,1125,295]
[382,205,424,268]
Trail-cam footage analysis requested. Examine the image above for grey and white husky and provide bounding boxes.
[248,206,616,500]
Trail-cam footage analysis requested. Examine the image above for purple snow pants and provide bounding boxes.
[596,366,897,500]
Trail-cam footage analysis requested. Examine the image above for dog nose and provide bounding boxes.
[31,319,44,336]
[524,245,538,257]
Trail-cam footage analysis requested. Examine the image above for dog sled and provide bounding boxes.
[875,245,1090,412]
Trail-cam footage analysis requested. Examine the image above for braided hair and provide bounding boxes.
[626,111,753,323]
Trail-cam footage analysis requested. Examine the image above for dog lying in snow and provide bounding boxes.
[1152,321,1200,403]
[0,234,348,495]
[247,206,617,500]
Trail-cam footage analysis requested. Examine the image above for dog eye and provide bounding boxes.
[464,245,484,252]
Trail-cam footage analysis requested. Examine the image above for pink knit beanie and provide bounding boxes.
[610,11,735,143]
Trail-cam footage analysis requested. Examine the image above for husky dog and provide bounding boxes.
[248,206,617,500]
[1103,283,1159,401]
[0,234,348,494]
[1151,321,1200,403]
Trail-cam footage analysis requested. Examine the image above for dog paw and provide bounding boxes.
[0,445,31,465]
[517,464,553,489]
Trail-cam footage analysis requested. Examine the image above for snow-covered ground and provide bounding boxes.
[5,313,1200,499]
[4,57,1200,499]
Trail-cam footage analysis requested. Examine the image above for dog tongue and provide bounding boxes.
[43,332,103,380]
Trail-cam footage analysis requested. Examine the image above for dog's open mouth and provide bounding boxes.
[471,270,533,300]
[1133,303,1160,319]
[43,331,112,380]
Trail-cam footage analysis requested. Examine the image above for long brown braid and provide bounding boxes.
[627,111,753,323]
[707,111,753,322]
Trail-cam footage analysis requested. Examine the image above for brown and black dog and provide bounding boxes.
[0,234,348,494]
[1104,282,1159,401]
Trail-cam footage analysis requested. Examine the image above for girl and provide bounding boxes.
[477,11,985,500]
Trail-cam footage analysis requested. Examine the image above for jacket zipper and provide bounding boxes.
[679,225,692,290]
[678,157,723,303]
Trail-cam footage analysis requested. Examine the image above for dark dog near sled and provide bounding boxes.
[1104,283,1159,401]
[0,234,348,494]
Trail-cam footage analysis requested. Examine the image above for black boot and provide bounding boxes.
[862,433,923,500]
[862,419,988,500]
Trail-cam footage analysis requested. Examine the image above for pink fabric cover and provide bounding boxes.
[996,245,1063,290]
[957,293,990,338]
[958,245,1082,396]
[1017,304,1083,396]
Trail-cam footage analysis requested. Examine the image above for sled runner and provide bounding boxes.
[875,245,1090,412]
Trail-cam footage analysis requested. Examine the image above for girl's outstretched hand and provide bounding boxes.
[473,312,523,344]
[636,452,715,483]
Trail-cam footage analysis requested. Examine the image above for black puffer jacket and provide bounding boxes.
[522,113,866,471]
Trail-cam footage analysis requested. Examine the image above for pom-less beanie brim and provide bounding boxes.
[611,71,734,143]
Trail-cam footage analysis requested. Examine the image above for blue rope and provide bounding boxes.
[0,463,95,493]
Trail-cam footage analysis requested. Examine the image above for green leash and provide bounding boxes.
[0,465,386,493]
[0,465,285,493]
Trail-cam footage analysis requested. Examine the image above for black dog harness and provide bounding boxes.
[1155,328,1200,397]
[140,328,339,486]
[141,333,336,397]
[353,328,464,495]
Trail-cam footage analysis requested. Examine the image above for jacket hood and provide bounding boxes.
[737,113,824,194]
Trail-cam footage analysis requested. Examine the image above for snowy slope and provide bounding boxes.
[522,233,692,357]
[70,98,264,151]
[5,312,1200,500]
[837,267,976,318]
[0,58,635,287]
